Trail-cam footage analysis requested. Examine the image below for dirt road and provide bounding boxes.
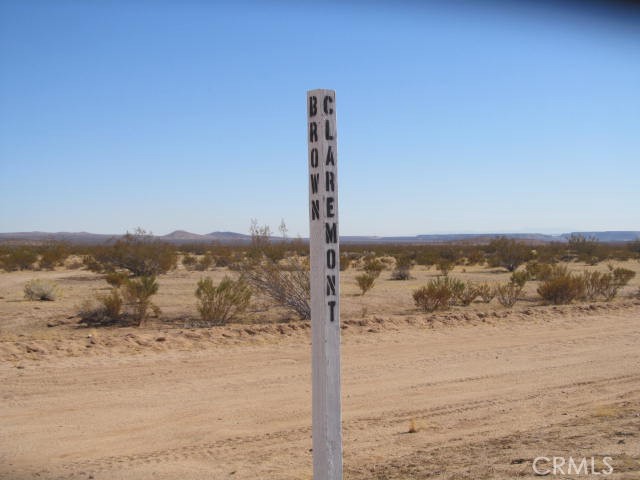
[2,305,639,479]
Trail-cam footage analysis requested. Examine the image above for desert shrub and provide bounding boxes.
[84,229,177,277]
[1,247,38,271]
[510,270,529,288]
[413,277,456,312]
[437,260,454,276]
[495,282,522,307]
[456,281,480,306]
[105,271,129,288]
[390,255,413,280]
[477,283,496,303]
[582,270,621,301]
[24,279,59,301]
[242,257,310,320]
[39,242,69,270]
[355,273,377,295]
[363,256,384,278]
[195,276,251,325]
[525,261,555,281]
[487,237,531,272]
[609,266,636,287]
[537,272,585,305]
[568,234,603,264]
[123,276,160,326]
[195,252,214,271]
[182,253,198,270]
[78,290,123,326]
[339,253,351,271]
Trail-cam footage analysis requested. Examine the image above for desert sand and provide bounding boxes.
[1,263,639,479]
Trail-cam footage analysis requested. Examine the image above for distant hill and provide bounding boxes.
[0,230,637,245]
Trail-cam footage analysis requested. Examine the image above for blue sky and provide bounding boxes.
[1,0,638,236]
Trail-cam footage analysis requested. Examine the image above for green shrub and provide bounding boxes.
[495,282,522,307]
[195,276,252,325]
[123,276,160,326]
[413,277,457,312]
[24,279,60,301]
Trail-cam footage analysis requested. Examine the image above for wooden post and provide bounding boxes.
[307,89,343,480]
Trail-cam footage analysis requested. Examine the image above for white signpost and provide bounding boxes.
[307,89,343,480]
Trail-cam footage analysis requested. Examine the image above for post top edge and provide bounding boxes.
[307,89,336,95]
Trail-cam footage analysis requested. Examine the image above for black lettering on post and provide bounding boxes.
[311,200,319,220]
[328,300,337,322]
[325,119,334,140]
[309,122,318,143]
[310,173,319,194]
[309,96,317,117]
[326,249,336,269]
[326,197,335,218]
[325,222,337,243]
[326,275,336,296]
[325,171,334,192]
[325,145,335,165]
[323,95,334,114]
[310,148,318,168]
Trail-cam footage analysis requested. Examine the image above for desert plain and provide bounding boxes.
[1,260,639,479]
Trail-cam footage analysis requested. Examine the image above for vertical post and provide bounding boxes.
[307,89,343,480]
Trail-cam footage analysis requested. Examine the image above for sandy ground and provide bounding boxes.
[1,262,639,479]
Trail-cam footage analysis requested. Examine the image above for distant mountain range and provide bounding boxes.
[0,230,638,245]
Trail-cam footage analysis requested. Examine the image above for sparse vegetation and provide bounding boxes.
[355,272,377,296]
[195,276,252,325]
[495,282,522,307]
[24,279,59,301]
[413,277,457,312]
[123,276,160,326]
[537,270,585,305]
[487,237,531,272]
[390,255,413,280]
[477,283,496,303]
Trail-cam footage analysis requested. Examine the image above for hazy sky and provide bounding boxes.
[1,0,638,236]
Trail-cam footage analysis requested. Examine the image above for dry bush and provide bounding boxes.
[363,256,385,278]
[390,255,413,280]
[182,253,198,270]
[123,276,160,326]
[195,252,214,271]
[105,271,129,288]
[437,260,453,276]
[339,253,351,271]
[495,282,522,307]
[39,242,69,270]
[195,276,251,325]
[0,246,38,271]
[582,270,617,301]
[84,229,177,277]
[510,270,529,288]
[609,266,636,287]
[78,290,123,326]
[242,258,310,320]
[355,273,377,295]
[477,283,496,303]
[413,277,456,312]
[487,236,531,272]
[525,261,555,281]
[456,281,480,306]
[537,272,585,305]
[24,279,59,301]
